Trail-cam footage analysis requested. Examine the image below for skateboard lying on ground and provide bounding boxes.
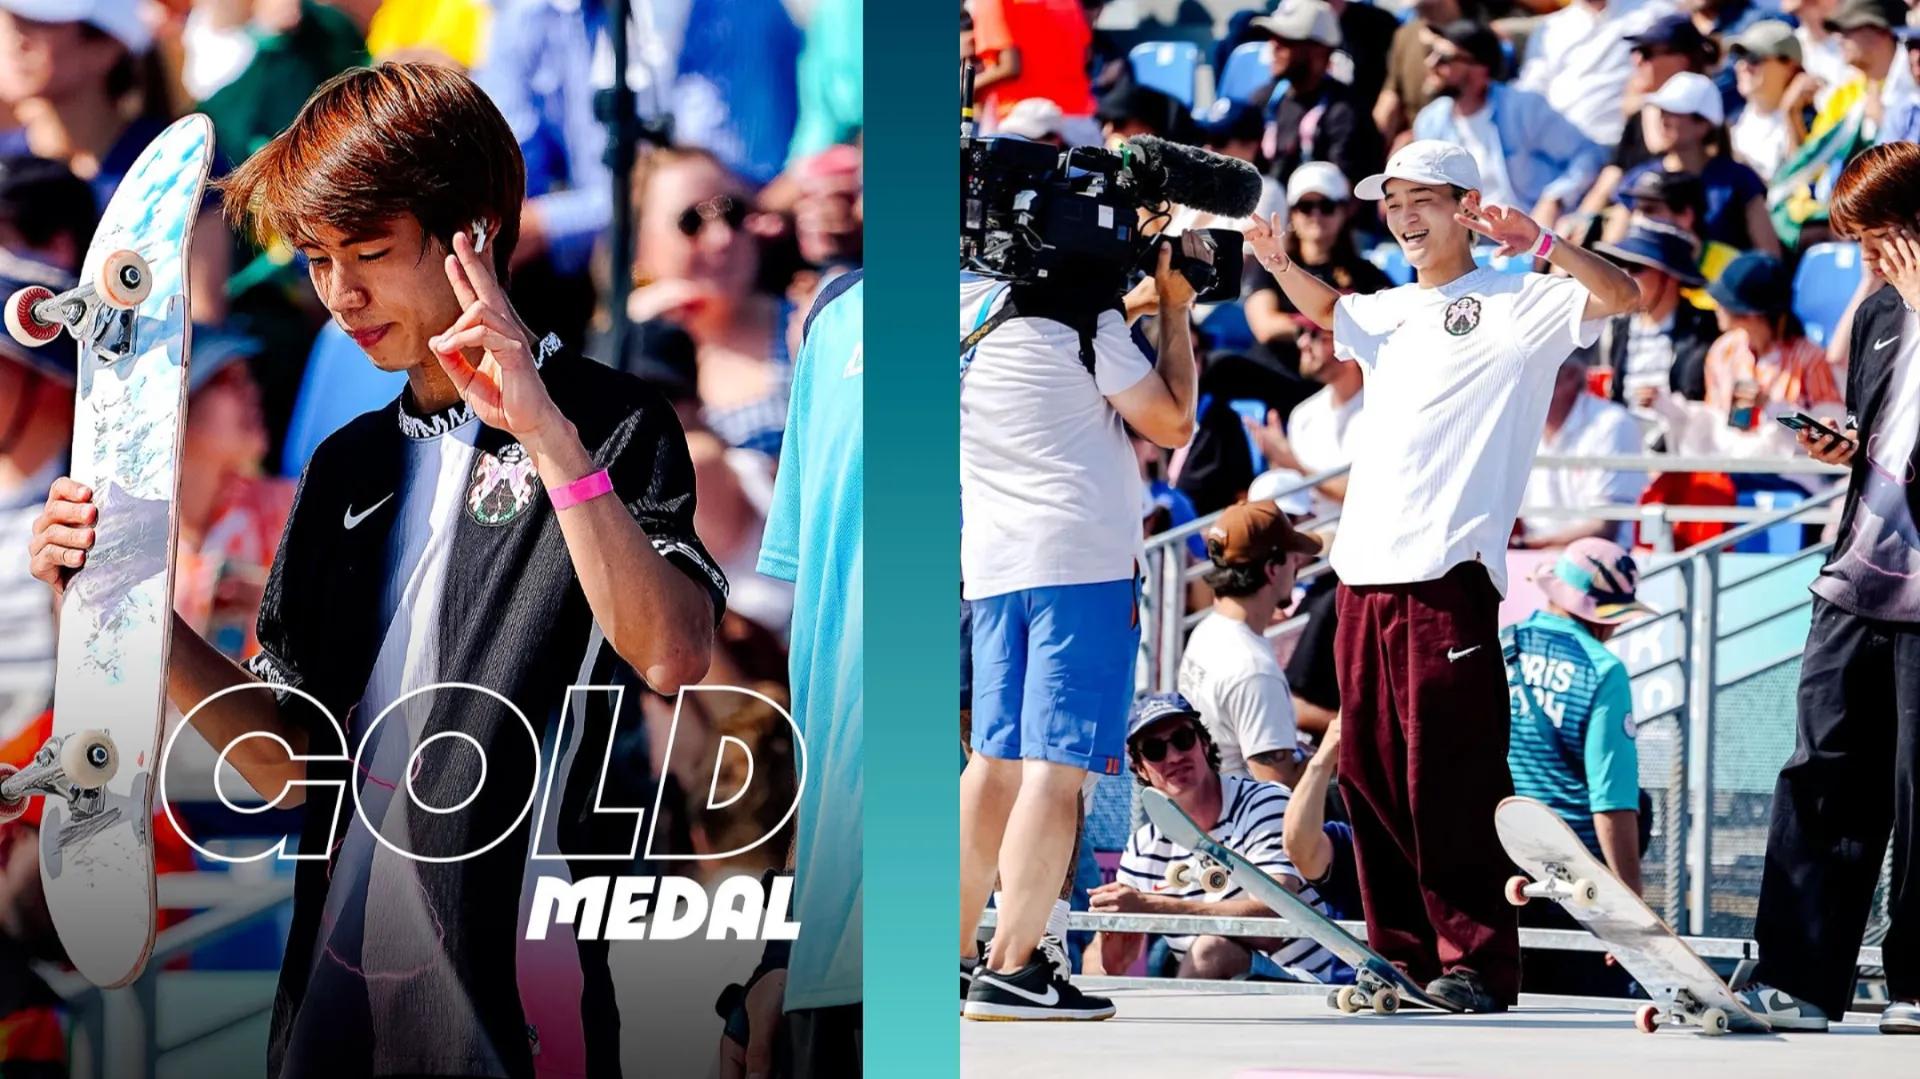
[0,114,214,987]
[1140,787,1463,1015]
[1495,795,1770,1035]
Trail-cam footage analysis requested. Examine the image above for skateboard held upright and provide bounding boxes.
[0,114,214,987]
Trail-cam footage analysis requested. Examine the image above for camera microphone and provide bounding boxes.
[1125,136,1265,219]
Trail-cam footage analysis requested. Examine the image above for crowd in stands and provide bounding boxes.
[0,0,860,1023]
[965,0,1886,986]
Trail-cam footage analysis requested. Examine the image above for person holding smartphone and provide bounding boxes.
[1735,141,1920,1035]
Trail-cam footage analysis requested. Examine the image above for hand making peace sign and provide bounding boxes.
[426,230,564,442]
[1453,203,1544,260]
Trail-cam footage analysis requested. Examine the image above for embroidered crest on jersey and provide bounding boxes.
[1443,296,1482,336]
[467,443,541,525]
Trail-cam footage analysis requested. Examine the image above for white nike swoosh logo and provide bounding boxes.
[343,494,393,530]
[976,973,1059,1006]
[1876,335,1900,350]
[1447,645,1482,661]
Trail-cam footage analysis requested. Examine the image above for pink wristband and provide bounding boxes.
[550,468,613,510]
[1532,229,1555,260]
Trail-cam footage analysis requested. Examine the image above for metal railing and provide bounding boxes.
[1118,451,1858,956]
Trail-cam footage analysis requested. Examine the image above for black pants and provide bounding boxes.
[781,1004,861,1079]
[1752,598,1920,1019]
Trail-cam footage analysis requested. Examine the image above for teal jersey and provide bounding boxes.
[1504,611,1639,855]
[758,271,863,1010]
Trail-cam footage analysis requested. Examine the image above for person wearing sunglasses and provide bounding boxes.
[628,145,795,460]
[1410,20,1605,241]
[1083,692,1349,985]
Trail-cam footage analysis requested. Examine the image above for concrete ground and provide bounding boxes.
[962,980,1906,1079]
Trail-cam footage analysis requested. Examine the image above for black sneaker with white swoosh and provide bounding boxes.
[962,956,1116,1021]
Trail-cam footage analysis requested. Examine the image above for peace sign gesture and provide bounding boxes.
[426,230,564,443]
[1453,203,1543,260]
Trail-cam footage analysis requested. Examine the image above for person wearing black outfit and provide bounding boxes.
[1250,1,1384,186]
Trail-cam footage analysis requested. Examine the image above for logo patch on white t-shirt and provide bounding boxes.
[1443,296,1482,336]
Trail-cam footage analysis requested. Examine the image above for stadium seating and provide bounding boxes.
[1217,41,1273,106]
[1129,41,1205,108]
[1792,242,1861,348]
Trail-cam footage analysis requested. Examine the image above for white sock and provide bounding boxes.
[1046,898,1070,942]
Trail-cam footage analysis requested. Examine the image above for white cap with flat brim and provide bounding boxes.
[1352,140,1482,201]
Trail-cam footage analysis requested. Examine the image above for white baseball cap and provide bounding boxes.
[1353,139,1482,201]
[0,0,151,54]
[1251,0,1342,49]
[999,98,1064,141]
[1645,71,1724,126]
[1287,161,1351,206]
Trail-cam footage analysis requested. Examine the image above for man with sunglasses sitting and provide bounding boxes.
[1085,693,1348,985]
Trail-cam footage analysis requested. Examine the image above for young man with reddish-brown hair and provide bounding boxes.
[1737,140,1920,1035]
[28,62,729,1077]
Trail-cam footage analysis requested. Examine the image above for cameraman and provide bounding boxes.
[958,244,1198,1021]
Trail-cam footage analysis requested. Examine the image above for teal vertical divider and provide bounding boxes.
[864,3,959,1076]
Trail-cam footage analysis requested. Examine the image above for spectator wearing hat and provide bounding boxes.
[1608,71,1780,255]
[1514,354,1647,550]
[0,0,231,324]
[999,97,1068,146]
[0,252,72,747]
[1729,20,1812,181]
[1517,0,1683,150]
[1618,167,1741,309]
[1252,0,1384,187]
[1591,218,1722,405]
[1412,20,1605,233]
[1571,12,1720,221]
[968,0,1097,128]
[1086,692,1349,984]
[1505,537,1651,995]
[1374,0,1475,150]
[0,155,94,274]
[1178,500,1323,787]
[1243,162,1392,376]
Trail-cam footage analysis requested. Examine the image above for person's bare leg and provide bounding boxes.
[1178,935,1255,980]
[961,752,1020,961]
[987,759,1084,972]
[1059,801,1083,901]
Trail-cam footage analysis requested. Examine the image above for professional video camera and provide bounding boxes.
[960,66,1264,303]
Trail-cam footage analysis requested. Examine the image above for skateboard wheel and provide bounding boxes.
[4,285,59,346]
[60,730,117,789]
[1165,860,1194,889]
[1569,878,1600,908]
[1700,1007,1729,1036]
[1372,987,1400,1015]
[1334,986,1362,1014]
[97,250,151,309]
[0,764,24,825]
[1198,864,1232,893]
[1503,875,1530,907]
[1634,1004,1660,1034]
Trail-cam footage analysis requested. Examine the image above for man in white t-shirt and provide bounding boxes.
[1517,354,1649,549]
[1246,139,1638,1013]
[1179,500,1323,787]
[1514,0,1677,147]
[959,248,1200,1021]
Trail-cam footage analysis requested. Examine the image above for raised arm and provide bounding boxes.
[1282,719,1339,881]
[1244,212,1341,329]
[1455,203,1638,321]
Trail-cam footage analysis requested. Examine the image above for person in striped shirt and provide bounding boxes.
[1087,693,1349,984]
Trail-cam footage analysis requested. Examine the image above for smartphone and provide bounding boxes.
[1727,378,1757,430]
[1777,412,1853,449]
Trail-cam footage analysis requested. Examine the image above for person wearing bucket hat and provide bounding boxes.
[1700,252,1843,432]
[1178,501,1320,788]
[1243,136,1635,1013]
[1505,537,1651,995]
[1592,218,1723,406]
[1084,691,1347,984]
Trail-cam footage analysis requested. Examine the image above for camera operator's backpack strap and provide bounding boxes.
[960,283,1014,381]
[960,283,1116,380]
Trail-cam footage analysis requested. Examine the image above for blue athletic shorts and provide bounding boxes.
[968,579,1139,775]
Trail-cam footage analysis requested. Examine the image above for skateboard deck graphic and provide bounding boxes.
[1495,795,1769,1034]
[2,115,213,987]
[1139,788,1462,1014]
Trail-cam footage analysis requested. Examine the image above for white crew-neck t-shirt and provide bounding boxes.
[1178,611,1299,777]
[1329,266,1602,595]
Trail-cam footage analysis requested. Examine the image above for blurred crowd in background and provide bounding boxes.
[0,0,863,981]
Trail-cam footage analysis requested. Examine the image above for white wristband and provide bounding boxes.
[1532,229,1555,260]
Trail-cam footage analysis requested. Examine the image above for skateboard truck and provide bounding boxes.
[1328,962,1403,1015]
[1635,989,1731,1036]
[0,730,121,824]
[1504,865,1600,909]
[1165,857,1232,894]
[5,250,152,350]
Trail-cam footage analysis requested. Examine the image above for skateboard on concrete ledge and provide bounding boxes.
[1140,787,1464,1015]
[1495,795,1770,1035]
[0,114,214,987]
